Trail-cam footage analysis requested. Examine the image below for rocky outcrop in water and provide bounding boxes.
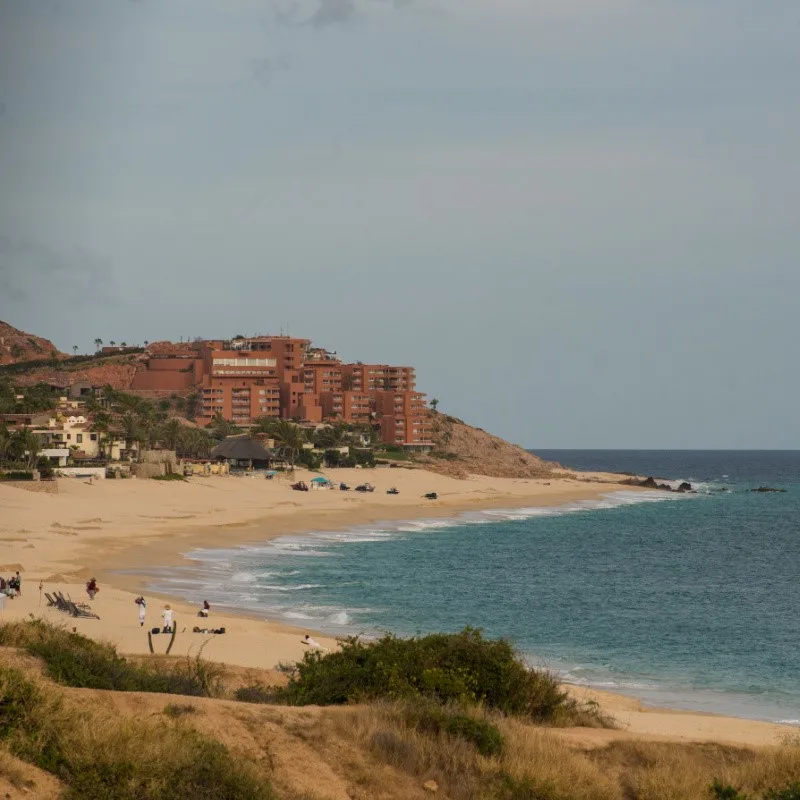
[750,487,787,493]
[623,476,695,493]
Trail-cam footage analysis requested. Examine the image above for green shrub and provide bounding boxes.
[0,619,213,696]
[0,664,273,800]
[398,699,504,757]
[0,470,34,480]
[764,786,800,800]
[234,684,280,704]
[152,472,186,481]
[269,628,574,723]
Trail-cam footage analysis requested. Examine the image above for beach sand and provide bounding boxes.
[0,468,793,747]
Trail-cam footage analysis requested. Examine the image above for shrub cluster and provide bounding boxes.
[0,664,273,800]
[0,619,218,696]
[261,628,575,724]
[712,782,800,800]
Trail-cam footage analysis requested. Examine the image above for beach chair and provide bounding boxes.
[44,592,58,607]
[53,592,71,612]
[66,593,91,610]
[66,600,100,620]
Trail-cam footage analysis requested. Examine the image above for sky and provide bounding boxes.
[1,0,798,449]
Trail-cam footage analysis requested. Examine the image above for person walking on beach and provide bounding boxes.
[198,600,210,618]
[162,604,174,633]
[86,578,98,600]
[14,572,21,596]
[135,596,146,627]
[301,634,329,652]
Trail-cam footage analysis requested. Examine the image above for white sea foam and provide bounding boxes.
[777,719,800,727]
[261,583,322,592]
[326,610,351,625]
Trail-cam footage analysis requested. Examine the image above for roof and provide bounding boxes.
[210,437,274,462]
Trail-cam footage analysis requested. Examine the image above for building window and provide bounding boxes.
[77,434,83,443]
[90,434,97,441]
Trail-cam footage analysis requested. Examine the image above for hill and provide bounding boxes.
[1,621,797,800]
[0,320,66,365]
[415,413,567,479]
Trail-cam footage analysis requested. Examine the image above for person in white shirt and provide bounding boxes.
[135,596,146,627]
[301,634,329,652]
[162,604,174,632]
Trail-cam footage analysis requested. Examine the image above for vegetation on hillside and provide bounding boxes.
[1,620,800,799]
[242,628,594,726]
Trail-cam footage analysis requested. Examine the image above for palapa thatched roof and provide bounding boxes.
[210,437,274,462]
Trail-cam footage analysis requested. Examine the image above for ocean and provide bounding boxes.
[142,450,800,724]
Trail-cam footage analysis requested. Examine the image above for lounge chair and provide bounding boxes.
[44,592,58,607]
[66,600,100,620]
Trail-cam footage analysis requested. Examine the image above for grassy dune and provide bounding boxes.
[1,621,799,800]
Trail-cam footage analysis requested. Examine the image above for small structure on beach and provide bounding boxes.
[210,437,275,470]
[310,476,333,490]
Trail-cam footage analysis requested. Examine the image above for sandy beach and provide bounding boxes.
[0,468,794,748]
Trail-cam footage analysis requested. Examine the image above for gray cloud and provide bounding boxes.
[0,236,114,305]
[310,0,356,28]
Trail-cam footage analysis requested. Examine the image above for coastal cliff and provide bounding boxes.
[415,413,566,479]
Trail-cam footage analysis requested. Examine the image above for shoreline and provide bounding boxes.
[1,468,796,747]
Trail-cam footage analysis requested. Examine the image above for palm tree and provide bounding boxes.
[253,416,279,437]
[91,411,113,459]
[119,413,142,459]
[179,428,212,459]
[158,419,183,451]
[272,420,306,468]
[94,338,103,352]
[120,341,127,347]
[13,428,42,469]
[0,425,13,467]
[72,345,78,356]
[430,398,440,413]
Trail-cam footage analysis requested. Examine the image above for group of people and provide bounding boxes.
[0,571,21,598]
[133,597,210,631]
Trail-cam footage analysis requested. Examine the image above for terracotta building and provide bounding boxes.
[130,336,431,446]
[375,391,432,449]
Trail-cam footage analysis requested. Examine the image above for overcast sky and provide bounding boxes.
[1,0,798,448]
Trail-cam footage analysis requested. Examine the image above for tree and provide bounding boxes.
[0,425,13,466]
[72,345,78,356]
[121,341,127,347]
[14,428,42,469]
[94,338,103,352]
[49,351,59,369]
[272,420,306,468]
[119,413,142,457]
[208,413,234,439]
[178,428,212,459]
[158,418,183,451]
[109,341,115,347]
[430,398,440,413]
[144,340,149,348]
[91,411,113,459]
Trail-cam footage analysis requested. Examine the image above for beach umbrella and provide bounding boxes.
[265,470,278,476]
[310,476,331,484]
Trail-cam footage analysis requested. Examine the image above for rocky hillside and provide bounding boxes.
[415,413,568,479]
[0,320,66,365]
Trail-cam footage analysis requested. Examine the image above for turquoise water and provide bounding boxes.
[144,451,800,723]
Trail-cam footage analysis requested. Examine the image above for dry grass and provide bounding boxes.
[321,702,800,800]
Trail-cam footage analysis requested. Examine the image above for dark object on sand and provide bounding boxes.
[291,481,309,491]
[424,492,438,500]
[355,483,375,492]
[339,482,350,491]
[750,486,787,493]
[386,487,399,495]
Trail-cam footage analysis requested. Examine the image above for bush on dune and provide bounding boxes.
[259,627,595,725]
[0,664,273,800]
[0,619,220,697]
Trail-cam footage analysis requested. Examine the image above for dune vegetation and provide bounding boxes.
[1,620,800,799]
